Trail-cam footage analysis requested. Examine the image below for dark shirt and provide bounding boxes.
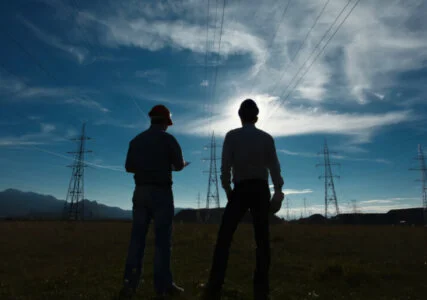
[125,125,185,186]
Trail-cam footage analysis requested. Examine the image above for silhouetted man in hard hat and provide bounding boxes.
[119,105,189,299]
[202,99,284,300]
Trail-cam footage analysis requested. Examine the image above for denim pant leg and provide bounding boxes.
[152,188,174,295]
[123,188,152,289]
[249,183,271,300]
[207,190,248,292]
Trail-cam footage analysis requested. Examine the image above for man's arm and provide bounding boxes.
[169,135,185,171]
[125,141,137,174]
[267,136,284,192]
[220,132,233,198]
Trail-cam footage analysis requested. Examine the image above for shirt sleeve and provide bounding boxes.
[125,141,136,173]
[267,136,284,191]
[169,135,185,171]
[220,132,233,189]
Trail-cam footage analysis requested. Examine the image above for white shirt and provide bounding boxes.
[220,123,284,191]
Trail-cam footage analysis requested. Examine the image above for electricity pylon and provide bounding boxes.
[63,123,92,221]
[409,144,427,225]
[317,139,340,218]
[202,132,221,223]
[285,196,290,221]
[196,192,201,223]
[203,132,221,209]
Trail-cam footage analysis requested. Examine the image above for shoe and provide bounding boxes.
[118,286,135,299]
[118,279,137,299]
[199,283,220,300]
[165,283,184,296]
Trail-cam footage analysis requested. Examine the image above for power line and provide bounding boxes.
[248,0,293,92]
[1,29,61,84]
[263,0,361,124]
[265,0,292,55]
[69,0,99,57]
[209,0,227,130]
[268,0,331,96]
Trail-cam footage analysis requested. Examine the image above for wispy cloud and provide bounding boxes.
[0,123,59,147]
[278,149,318,158]
[78,0,427,104]
[65,97,110,113]
[0,71,109,113]
[275,196,420,218]
[18,15,89,64]
[20,146,125,172]
[359,198,418,205]
[176,94,412,142]
[200,80,209,87]
[269,185,313,195]
[93,118,146,129]
[279,147,392,164]
[135,69,167,86]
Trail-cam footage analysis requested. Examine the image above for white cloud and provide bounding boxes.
[33,0,427,107]
[268,185,313,195]
[175,94,412,142]
[283,189,313,195]
[65,97,110,113]
[93,119,146,129]
[40,123,56,134]
[18,15,89,64]
[200,80,209,87]
[275,197,420,218]
[21,0,427,142]
[359,198,418,205]
[279,147,391,164]
[0,123,59,147]
[135,69,166,86]
[278,149,318,158]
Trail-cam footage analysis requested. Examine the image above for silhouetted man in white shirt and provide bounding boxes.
[202,99,284,300]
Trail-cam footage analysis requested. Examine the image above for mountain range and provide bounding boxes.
[0,189,184,220]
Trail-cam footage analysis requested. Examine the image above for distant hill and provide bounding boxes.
[0,189,184,220]
[174,208,285,224]
[292,208,425,225]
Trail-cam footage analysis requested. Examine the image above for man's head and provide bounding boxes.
[238,99,259,124]
[148,105,173,130]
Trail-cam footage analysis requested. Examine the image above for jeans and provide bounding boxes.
[123,185,174,295]
[207,179,271,300]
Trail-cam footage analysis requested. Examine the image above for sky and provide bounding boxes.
[1,0,427,218]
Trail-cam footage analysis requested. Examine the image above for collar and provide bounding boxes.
[242,123,256,128]
[149,124,166,131]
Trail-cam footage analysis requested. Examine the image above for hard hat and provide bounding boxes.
[148,105,173,126]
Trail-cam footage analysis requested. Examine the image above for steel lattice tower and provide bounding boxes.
[317,140,340,218]
[285,196,290,221]
[196,192,201,223]
[204,132,221,209]
[63,123,92,221]
[409,144,427,225]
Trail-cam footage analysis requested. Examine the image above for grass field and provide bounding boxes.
[1,221,426,299]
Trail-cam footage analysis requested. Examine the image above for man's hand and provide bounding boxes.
[270,191,285,214]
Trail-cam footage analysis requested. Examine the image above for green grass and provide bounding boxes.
[1,221,426,299]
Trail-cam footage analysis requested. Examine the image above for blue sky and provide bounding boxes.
[1,0,427,218]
